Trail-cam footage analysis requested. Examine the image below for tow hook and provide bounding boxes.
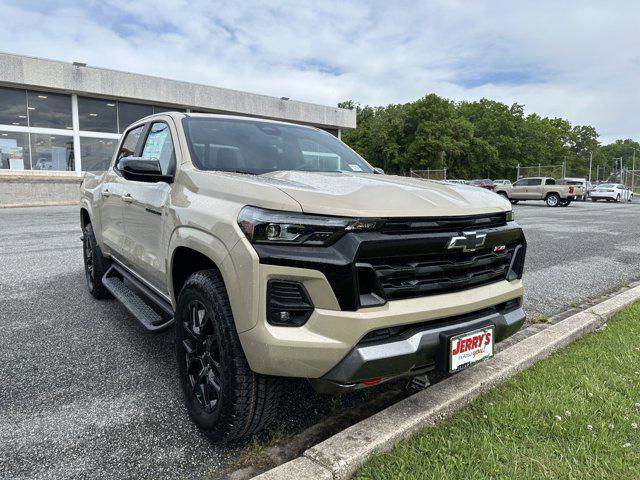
[406,374,430,392]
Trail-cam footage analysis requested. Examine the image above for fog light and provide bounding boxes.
[267,280,314,327]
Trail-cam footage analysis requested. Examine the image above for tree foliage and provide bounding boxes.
[339,95,637,180]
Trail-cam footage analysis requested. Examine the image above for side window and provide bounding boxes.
[544,178,555,185]
[116,125,144,166]
[528,179,542,186]
[514,179,528,187]
[141,122,175,175]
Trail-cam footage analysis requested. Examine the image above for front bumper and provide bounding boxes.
[238,273,524,379]
[310,301,524,394]
[230,218,527,380]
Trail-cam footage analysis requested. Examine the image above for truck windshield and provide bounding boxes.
[182,117,373,175]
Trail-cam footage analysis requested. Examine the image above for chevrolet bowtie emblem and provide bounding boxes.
[447,231,487,252]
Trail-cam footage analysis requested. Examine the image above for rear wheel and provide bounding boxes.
[82,223,112,299]
[546,193,560,207]
[616,194,621,203]
[175,270,282,442]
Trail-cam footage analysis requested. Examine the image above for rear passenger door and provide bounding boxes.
[527,178,544,199]
[120,120,177,293]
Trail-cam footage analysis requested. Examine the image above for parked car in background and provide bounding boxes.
[590,183,634,202]
[469,179,495,190]
[494,177,585,207]
[560,178,592,201]
[493,179,512,187]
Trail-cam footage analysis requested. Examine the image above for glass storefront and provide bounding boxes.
[27,90,73,130]
[30,134,74,171]
[0,87,28,127]
[0,86,245,172]
[0,131,30,170]
[118,102,153,132]
[78,96,118,133]
[80,137,118,172]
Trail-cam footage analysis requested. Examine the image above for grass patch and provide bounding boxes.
[356,303,640,480]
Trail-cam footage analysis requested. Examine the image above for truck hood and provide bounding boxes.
[258,171,510,217]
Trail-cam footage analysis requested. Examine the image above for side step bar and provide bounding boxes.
[102,264,175,333]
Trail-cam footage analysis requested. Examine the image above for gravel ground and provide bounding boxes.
[1,200,638,479]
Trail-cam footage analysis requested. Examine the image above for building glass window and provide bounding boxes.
[30,134,74,171]
[118,102,153,132]
[0,87,28,127]
[27,90,73,130]
[153,105,186,114]
[80,137,118,172]
[78,97,118,133]
[0,131,30,170]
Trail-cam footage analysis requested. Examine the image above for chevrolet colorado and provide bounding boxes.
[80,113,527,441]
[494,177,584,207]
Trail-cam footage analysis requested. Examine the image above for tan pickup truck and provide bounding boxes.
[494,177,584,207]
[80,112,527,441]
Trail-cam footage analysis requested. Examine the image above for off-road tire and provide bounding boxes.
[546,193,560,207]
[83,223,112,299]
[175,270,282,442]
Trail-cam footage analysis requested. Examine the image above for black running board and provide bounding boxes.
[102,264,174,333]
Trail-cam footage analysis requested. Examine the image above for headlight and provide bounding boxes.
[237,206,383,246]
[506,210,514,222]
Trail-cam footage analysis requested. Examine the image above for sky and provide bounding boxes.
[1,0,638,143]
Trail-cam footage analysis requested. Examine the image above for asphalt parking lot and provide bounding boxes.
[1,200,639,479]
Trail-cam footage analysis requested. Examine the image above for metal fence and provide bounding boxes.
[410,168,447,181]
[516,163,565,180]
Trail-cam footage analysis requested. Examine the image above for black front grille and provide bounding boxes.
[381,213,506,235]
[359,244,518,301]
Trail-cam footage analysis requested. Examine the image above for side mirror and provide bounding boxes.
[373,167,385,175]
[118,156,171,182]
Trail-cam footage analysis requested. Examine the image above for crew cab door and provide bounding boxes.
[100,125,145,257]
[527,178,544,199]
[120,120,177,293]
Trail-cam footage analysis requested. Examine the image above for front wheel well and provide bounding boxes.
[171,247,220,299]
[80,208,91,229]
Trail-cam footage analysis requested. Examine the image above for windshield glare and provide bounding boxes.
[183,117,373,175]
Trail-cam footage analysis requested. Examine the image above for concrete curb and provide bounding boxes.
[253,285,640,480]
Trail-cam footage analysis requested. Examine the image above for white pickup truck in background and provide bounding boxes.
[494,177,585,207]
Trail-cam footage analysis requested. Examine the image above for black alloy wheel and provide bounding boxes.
[82,223,111,299]
[83,232,95,288]
[180,300,223,416]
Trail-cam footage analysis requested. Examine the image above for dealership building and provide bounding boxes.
[0,52,354,185]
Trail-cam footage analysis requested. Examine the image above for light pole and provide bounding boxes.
[588,151,593,184]
[632,147,637,192]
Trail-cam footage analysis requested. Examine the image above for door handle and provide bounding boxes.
[122,193,133,203]
[103,188,111,198]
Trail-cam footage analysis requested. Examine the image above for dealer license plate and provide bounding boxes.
[449,326,494,372]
